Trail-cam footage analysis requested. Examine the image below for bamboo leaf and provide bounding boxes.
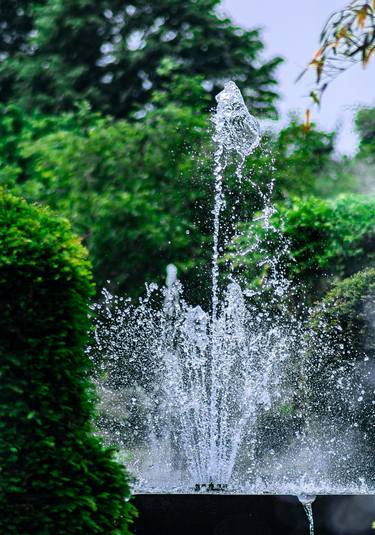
[310,91,320,106]
[313,46,324,59]
[363,46,374,65]
[316,58,324,83]
[357,6,368,28]
[295,67,308,82]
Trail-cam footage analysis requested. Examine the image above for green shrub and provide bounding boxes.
[228,194,375,303]
[309,268,375,370]
[0,190,136,534]
[304,269,375,454]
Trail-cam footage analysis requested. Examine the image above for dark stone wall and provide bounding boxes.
[133,494,375,535]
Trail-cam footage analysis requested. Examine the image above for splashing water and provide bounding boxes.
[208,82,261,483]
[211,81,260,323]
[89,82,375,496]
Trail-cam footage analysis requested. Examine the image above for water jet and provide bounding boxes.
[90,81,375,533]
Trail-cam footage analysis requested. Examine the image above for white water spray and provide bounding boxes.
[90,82,375,499]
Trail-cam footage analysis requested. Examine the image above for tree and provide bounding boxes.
[335,105,375,194]
[249,118,347,200]
[0,75,213,299]
[0,1,43,58]
[0,0,282,118]
[300,0,375,106]
[0,88,354,300]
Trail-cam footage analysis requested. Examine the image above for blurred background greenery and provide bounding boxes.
[1,0,374,304]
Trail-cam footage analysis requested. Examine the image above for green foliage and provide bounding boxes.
[303,269,375,454]
[0,0,282,118]
[228,195,375,302]
[0,78,212,297]
[309,268,375,368]
[0,190,136,534]
[249,118,352,199]
[274,120,335,195]
[355,105,375,160]
[0,1,43,57]
[0,90,360,300]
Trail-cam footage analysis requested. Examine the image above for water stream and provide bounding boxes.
[209,81,261,482]
[298,494,316,535]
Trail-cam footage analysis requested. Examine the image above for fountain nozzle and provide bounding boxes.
[194,483,228,493]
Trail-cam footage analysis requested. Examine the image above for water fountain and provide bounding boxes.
[89,82,375,533]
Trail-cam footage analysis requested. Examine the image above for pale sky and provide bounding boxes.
[221,0,375,154]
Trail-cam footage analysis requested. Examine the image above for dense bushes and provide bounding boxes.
[228,194,375,303]
[0,190,135,534]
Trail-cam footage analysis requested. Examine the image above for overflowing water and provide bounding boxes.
[298,494,316,535]
[89,82,375,502]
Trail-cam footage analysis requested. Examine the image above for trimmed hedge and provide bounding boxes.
[0,190,135,534]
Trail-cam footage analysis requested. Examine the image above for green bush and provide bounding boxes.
[309,268,375,370]
[228,194,375,303]
[304,269,375,454]
[0,190,136,534]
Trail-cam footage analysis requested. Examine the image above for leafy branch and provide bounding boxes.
[299,1,375,107]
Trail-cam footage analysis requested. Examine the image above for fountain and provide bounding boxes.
[89,82,375,532]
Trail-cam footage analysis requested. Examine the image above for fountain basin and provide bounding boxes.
[132,494,375,535]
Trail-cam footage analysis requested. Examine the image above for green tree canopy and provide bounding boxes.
[0,85,356,300]
[355,104,375,159]
[249,118,351,200]
[0,0,282,118]
[0,76,213,299]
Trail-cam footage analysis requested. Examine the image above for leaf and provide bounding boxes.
[357,6,368,28]
[295,67,307,82]
[336,27,348,39]
[313,46,324,59]
[363,46,374,66]
[310,91,320,106]
[315,58,324,83]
